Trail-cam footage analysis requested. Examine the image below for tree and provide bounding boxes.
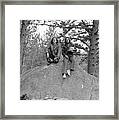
[20,20,99,77]
[87,20,99,77]
[81,20,99,77]
[20,20,31,74]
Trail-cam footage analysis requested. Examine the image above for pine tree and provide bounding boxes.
[87,20,99,77]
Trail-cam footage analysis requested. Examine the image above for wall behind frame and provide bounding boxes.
[0,0,119,120]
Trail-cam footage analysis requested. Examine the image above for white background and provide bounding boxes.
[5,5,114,115]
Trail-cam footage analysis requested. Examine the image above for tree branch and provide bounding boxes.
[70,37,90,47]
[75,44,89,52]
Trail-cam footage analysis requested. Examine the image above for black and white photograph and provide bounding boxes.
[20,20,99,100]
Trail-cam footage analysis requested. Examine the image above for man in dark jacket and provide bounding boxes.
[62,37,75,79]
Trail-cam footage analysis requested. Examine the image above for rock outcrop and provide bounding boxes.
[20,58,99,100]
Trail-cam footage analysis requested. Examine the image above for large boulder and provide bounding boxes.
[20,58,99,100]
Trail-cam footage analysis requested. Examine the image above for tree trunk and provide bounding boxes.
[88,20,99,77]
[20,20,29,74]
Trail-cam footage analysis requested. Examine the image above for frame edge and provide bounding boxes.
[0,0,118,120]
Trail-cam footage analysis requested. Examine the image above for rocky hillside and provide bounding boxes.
[20,57,99,100]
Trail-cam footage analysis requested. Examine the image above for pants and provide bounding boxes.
[62,55,75,74]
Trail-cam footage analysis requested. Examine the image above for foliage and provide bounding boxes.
[20,20,99,77]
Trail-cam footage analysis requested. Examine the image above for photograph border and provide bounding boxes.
[0,0,118,119]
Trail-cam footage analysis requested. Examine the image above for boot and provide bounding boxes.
[67,69,71,76]
[62,73,66,79]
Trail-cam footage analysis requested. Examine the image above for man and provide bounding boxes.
[62,37,75,79]
[46,37,61,65]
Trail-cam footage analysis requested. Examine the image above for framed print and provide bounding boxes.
[0,0,118,119]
